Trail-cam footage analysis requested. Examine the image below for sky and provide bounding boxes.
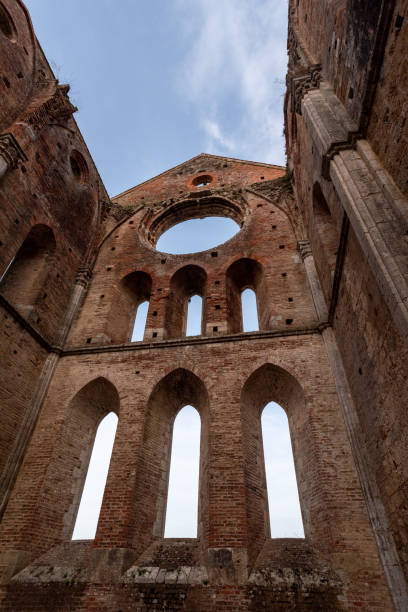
[24,0,288,197]
[23,1,303,541]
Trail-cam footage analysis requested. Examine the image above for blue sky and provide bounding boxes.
[24,1,304,541]
[25,0,288,196]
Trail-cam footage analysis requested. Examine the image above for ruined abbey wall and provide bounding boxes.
[0,0,407,609]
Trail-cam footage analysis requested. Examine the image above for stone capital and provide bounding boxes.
[297,239,312,260]
[290,67,321,115]
[0,133,27,176]
[75,266,93,287]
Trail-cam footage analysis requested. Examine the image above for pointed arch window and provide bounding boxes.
[114,271,152,342]
[132,369,209,553]
[241,288,259,332]
[186,294,203,336]
[72,412,118,540]
[241,364,308,565]
[166,265,207,338]
[164,405,201,537]
[261,402,304,537]
[226,258,266,333]
[131,300,149,341]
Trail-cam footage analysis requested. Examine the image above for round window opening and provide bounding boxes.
[70,150,89,185]
[156,216,241,254]
[148,198,244,255]
[0,3,17,41]
[192,174,212,187]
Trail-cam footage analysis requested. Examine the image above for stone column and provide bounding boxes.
[54,266,93,345]
[297,240,328,323]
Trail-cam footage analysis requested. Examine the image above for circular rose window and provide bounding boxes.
[192,174,212,187]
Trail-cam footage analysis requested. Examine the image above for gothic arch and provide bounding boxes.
[240,363,307,566]
[226,257,267,332]
[132,368,209,554]
[107,270,152,343]
[49,376,120,541]
[165,265,207,338]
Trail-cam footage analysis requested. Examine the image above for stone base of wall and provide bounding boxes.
[0,539,350,611]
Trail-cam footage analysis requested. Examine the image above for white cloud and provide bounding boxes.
[175,0,288,164]
[202,118,237,152]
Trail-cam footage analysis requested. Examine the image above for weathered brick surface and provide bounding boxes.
[0,0,407,609]
[367,0,408,197]
[0,310,47,477]
[286,0,408,608]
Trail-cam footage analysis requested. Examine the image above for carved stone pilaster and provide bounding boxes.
[0,133,27,176]
[297,239,312,260]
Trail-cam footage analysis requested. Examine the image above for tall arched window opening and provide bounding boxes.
[0,224,56,316]
[226,258,266,333]
[13,377,120,547]
[132,369,209,555]
[261,402,304,537]
[131,300,149,341]
[72,412,118,540]
[241,364,308,566]
[241,288,259,332]
[164,405,201,537]
[166,265,207,338]
[186,294,203,336]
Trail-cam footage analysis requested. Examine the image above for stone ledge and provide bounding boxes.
[63,326,326,356]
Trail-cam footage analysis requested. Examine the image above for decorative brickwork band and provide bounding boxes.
[0,133,27,175]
